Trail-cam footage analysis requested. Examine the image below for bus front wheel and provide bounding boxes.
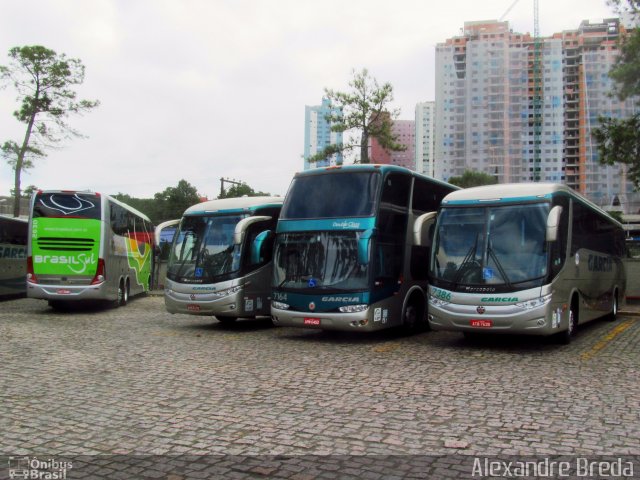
[559,302,578,344]
[402,295,426,333]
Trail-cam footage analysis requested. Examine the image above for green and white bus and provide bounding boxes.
[428,183,627,343]
[27,190,154,308]
[271,165,458,332]
[164,196,282,322]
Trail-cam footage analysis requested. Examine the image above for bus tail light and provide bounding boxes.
[27,256,38,284]
[91,258,106,285]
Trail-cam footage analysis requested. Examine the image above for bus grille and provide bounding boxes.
[36,237,95,252]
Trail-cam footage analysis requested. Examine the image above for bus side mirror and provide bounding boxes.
[546,206,563,242]
[413,212,437,247]
[251,230,274,264]
[233,216,271,245]
[358,229,375,265]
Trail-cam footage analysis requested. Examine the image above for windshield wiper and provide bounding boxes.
[451,233,479,288]
[487,243,512,288]
[174,231,198,279]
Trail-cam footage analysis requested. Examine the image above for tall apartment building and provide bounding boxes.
[369,118,416,169]
[303,98,343,170]
[415,101,436,176]
[435,18,640,212]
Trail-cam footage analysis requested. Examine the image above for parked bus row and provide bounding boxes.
[163,165,626,344]
[1,165,627,344]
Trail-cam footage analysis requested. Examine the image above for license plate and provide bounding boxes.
[303,318,321,326]
[57,289,71,295]
[470,319,492,328]
[187,304,201,312]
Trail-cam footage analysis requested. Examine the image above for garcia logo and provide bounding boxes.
[480,297,519,302]
[322,296,359,303]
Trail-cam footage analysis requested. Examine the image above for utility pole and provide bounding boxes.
[219,177,243,197]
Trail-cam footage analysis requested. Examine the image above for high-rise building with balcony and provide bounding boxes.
[435,18,640,212]
[415,101,436,176]
[303,98,343,170]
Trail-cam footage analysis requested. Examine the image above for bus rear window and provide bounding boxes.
[33,192,101,220]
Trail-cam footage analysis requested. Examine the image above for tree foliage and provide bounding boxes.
[114,179,202,224]
[0,45,99,216]
[218,183,269,199]
[593,1,640,189]
[309,68,405,165]
[447,170,498,188]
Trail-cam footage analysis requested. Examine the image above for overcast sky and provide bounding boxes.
[0,0,617,199]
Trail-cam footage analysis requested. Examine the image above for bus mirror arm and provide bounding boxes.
[413,212,437,246]
[233,216,272,245]
[251,230,274,264]
[358,229,376,265]
[546,206,563,242]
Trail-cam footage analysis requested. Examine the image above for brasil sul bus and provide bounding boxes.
[0,215,28,298]
[271,164,459,332]
[164,196,282,322]
[428,183,626,343]
[27,190,154,309]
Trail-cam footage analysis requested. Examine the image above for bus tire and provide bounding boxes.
[608,290,618,322]
[559,299,578,344]
[216,316,237,325]
[402,293,426,333]
[116,279,128,307]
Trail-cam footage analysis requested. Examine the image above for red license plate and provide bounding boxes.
[187,304,201,312]
[57,289,71,295]
[470,319,493,328]
[303,318,321,326]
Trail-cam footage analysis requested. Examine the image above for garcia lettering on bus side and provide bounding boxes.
[587,254,612,272]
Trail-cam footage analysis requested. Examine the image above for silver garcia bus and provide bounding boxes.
[164,196,282,323]
[27,190,154,309]
[428,183,626,343]
[271,164,458,332]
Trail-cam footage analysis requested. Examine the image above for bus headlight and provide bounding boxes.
[516,294,552,310]
[338,304,367,313]
[213,285,242,298]
[428,294,450,307]
[272,300,290,310]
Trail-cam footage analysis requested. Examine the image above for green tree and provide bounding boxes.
[447,170,498,188]
[309,68,405,165]
[0,46,100,217]
[592,1,640,188]
[153,179,202,222]
[219,183,269,199]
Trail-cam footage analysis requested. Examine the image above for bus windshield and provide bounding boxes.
[282,171,380,219]
[167,214,245,282]
[33,192,101,220]
[431,203,549,287]
[273,231,369,291]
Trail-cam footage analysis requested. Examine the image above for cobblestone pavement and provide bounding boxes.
[1,296,639,478]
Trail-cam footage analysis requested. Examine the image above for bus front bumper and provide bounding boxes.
[271,305,391,332]
[428,301,563,336]
[164,285,270,318]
